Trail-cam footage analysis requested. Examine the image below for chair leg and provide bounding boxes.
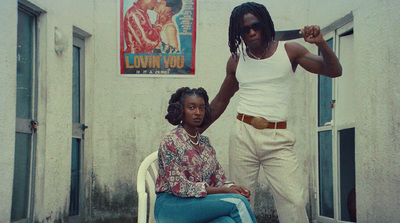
[137,192,148,223]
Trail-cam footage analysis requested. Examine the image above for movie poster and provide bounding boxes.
[119,0,197,76]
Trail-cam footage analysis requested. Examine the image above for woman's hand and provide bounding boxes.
[206,185,251,201]
[229,185,251,201]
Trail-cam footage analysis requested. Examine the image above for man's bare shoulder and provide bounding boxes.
[227,54,239,75]
[284,42,309,60]
[284,42,306,52]
[227,54,239,63]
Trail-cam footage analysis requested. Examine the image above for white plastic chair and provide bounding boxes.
[137,151,159,223]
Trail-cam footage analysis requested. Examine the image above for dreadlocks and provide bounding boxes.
[228,2,275,58]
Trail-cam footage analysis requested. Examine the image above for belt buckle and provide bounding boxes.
[251,116,269,129]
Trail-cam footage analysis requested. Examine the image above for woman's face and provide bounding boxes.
[155,0,170,14]
[182,95,205,128]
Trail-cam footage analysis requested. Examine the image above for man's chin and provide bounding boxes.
[246,39,263,48]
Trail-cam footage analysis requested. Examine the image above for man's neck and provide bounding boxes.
[248,41,270,55]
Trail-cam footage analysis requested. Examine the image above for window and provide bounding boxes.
[12,6,38,223]
[315,14,356,223]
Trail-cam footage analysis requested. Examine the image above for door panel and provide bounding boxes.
[315,22,356,223]
[12,8,37,222]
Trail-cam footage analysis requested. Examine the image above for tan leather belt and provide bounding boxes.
[237,113,287,130]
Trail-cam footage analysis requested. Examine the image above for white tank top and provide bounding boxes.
[236,42,294,122]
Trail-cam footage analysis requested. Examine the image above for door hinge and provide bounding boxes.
[82,124,89,130]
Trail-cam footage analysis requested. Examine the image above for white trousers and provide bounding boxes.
[229,119,309,223]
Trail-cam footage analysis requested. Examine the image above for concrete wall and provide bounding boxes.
[0,1,18,222]
[1,0,399,222]
[1,0,96,222]
[352,1,400,221]
[31,1,95,221]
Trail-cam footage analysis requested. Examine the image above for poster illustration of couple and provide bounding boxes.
[119,0,197,76]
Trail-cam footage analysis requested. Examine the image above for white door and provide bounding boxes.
[315,21,356,223]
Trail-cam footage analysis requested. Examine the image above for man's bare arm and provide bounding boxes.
[286,26,342,78]
[199,56,239,133]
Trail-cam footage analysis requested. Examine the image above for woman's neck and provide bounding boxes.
[182,124,197,136]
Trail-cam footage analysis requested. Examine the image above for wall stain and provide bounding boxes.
[34,206,68,223]
[253,183,311,222]
[89,174,138,222]
[254,184,279,223]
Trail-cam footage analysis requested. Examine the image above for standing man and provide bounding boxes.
[124,0,171,54]
[205,2,342,223]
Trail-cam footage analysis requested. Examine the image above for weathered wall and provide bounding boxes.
[1,0,400,222]
[0,1,18,222]
[30,0,96,221]
[353,0,400,221]
[0,0,96,222]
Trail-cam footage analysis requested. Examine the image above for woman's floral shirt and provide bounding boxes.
[155,125,234,197]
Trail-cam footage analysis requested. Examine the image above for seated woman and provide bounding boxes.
[154,87,257,223]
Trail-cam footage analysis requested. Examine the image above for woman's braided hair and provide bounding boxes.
[228,2,275,58]
[165,87,211,128]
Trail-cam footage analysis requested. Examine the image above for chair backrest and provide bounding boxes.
[137,151,159,223]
